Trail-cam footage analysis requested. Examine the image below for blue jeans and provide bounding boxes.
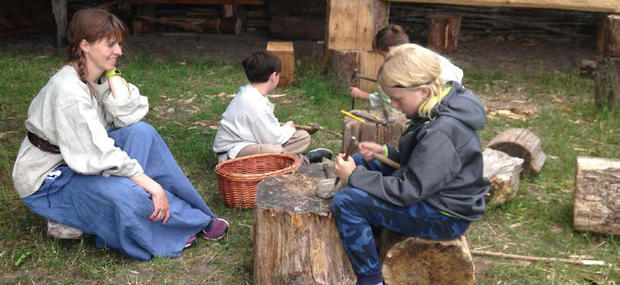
[332,154,470,284]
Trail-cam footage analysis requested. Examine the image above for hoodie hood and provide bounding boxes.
[432,82,486,131]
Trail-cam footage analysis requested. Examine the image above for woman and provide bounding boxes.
[12,8,227,260]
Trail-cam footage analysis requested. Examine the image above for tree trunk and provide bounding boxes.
[573,156,620,235]
[341,109,408,153]
[482,148,524,206]
[378,230,476,285]
[486,128,546,175]
[253,172,356,284]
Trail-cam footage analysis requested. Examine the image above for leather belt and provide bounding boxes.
[27,132,60,154]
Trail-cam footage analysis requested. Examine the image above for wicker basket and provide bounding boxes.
[215,153,302,209]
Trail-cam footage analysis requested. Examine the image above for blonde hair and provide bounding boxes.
[377,44,443,118]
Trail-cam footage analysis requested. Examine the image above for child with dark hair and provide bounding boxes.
[351,24,464,112]
[213,50,332,163]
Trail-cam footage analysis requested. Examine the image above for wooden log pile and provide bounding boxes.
[0,0,55,39]
[390,3,606,42]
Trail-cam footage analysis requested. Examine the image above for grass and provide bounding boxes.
[0,41,618,284]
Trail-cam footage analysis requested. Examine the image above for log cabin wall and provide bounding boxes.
[390,3,607,44]
[0,0,54,38]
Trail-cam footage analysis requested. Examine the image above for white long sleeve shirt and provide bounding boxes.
[12,65,149,198]
[212,84,295,162]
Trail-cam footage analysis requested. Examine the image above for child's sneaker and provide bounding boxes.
[199,217,229,240]
[184,235,197,249]
[304,148,333,163]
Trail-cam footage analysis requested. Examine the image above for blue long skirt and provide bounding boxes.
[22,122,216,260]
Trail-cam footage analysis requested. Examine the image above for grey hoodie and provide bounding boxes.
[347,82,490,221]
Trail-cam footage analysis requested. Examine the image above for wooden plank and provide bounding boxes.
[327,0,389,51]
[387,0,619,13]
[267,41,295,86]
[359,51,383,92]
[131,0,264,5]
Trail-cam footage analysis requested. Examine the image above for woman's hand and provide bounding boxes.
[334,153,357,180]
[358,141,384,161]
[130,174,170,223]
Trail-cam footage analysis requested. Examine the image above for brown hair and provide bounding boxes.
[372,24,410,53]
[66,8,128,82]
[242,50,281,83]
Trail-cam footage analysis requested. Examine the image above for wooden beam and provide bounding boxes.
[130,0,264,5]
[387,0,619,13]
[327,0,389,51]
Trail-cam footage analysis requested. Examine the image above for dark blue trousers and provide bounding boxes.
[332,154,470,285]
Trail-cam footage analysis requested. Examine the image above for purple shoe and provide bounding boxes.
[184,235,197,249]
[199,218,229,240]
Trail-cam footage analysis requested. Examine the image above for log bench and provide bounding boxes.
[253,161,477,284]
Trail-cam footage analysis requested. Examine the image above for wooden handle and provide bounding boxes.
[374,153,400,169]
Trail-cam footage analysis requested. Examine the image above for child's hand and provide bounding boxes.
[358,141,384,161]
[334,153,356,180]
[350,87,370,100]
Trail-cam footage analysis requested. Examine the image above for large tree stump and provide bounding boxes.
[328,49,360,90]
[253,171,356,284]
[482,148,524,206]
[378,230,475,285]
[486,128,546,175]
[573,156,619,235]
[342,109,408,153]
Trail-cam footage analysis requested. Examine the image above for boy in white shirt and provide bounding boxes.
[213,50,332,163]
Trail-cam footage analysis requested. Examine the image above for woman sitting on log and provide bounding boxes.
[333,44,490,285]
[12,8,227,260]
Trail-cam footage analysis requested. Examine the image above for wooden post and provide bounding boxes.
[328,50,360,89]
[267,41,295,86]
[253,171,356,284]
[136,3,157,33]
[573,156,619,235]
[596,14,620,57]
[482,148,524,206]
[486,128,546,175]
[427,14,462,53]
[378,230,476,285]
[341,109,408,153]
[594,56,619,109]
[51,0,67,47]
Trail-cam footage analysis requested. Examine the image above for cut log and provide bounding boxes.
[596,14,620,57]
[482,148,524,206]
[253,172,356,284]
[427,14,462,53]
[341,109,408,153]
[270,16,325,41]
[486,128,546,175]
[266,41,295,86]
[573,156,620,235]
[47,219,83,239]
[593,57,619,110]
[378,230,475,285]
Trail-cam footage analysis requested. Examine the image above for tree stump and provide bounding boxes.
[253,171,356,284]
[427,14,462,53]
[328,49,360,90]
[573,156,620,235]
[378,230,475,285]
[47,219,83,239]
[482,148,524,206]
[342,109,408,153]
[486,128,546,175]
